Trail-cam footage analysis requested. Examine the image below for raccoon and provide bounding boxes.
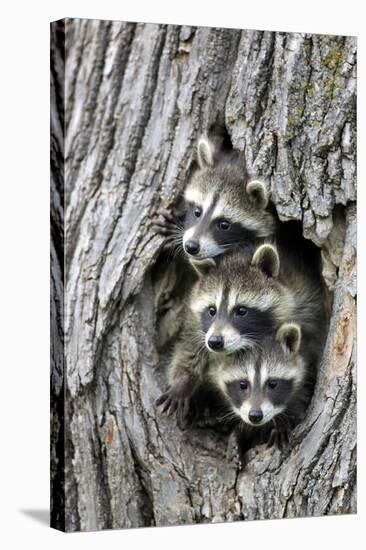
[153,135,277,269]
[210,322,319,463]
[155,243,310,416]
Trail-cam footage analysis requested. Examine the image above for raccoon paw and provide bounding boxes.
[267,425,291,451]
[236,447,250,470]
[155,386,191,419]
[177,402,196,430]
[226,432,244,468]
[151,207,182,237]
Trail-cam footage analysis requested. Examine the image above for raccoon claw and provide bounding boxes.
[176,399,196,430]
[156,207,177,224]
[167,399,179,416]
[180,397,190,419]
[155,392,175,415]
[168,397,189,418]
[162,399,172,414]
[156,390,191,419]
[267,426,291,451]
[155,390,171,408]
[267,430,275,449]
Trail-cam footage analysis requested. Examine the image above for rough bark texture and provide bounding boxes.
[50,18,357,531]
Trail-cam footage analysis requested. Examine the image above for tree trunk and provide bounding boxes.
[50,18,356,531]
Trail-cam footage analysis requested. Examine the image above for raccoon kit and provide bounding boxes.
[153,135,277,269]
[210,322,318,463]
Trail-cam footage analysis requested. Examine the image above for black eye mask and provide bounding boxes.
[226,378,295,412]
[200,305,275,342]
[210,220,258,247]
[266,379,295,406]
[226,380,250,408]
[230,307,275,340]
[184,198,258,252]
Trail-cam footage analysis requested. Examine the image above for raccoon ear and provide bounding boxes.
[246,179,269,209]
[276,323,302,355]
[197,136,215,169]
[251,244,280,278]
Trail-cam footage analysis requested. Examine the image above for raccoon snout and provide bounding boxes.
[207,335,224,351]
[248,409,263,424]
[185,240,200,255]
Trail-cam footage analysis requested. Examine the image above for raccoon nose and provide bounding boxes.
[185,240,200,255]
[248,409,263,424]
[208,335,224,350]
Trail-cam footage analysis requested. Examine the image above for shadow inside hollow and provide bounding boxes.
[19,509,49,526]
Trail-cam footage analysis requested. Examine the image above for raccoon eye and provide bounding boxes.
[208,306,217,317]
[236,305,248,317]
[267,379,278,389]
[239,380,248,390]
[217,219,231,231]
[194,206,202,218]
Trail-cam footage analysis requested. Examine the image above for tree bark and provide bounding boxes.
[50,18,356,531]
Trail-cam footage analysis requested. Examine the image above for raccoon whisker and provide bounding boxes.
[177,332,207,356]
[164,237,183,245]
[165,218,184,231]
[169,243,186,261]
[238,419,248,433]
[161,234,182,246]
[197,343,209,356]
[167,246,181,262]
[224,341,245,354]
[194,337,207,348]
[161,219,184,230]
[163,240,182,254]
[225,335,258,353]
[219,239,249,248]
[174,246,185,259]
[219,242,240,248]
[187,340,206,352]
[165,244,182,261]
[169,227,184,234]
[217,410,238,423]
[163,233,183,242]
[182,329,206,343]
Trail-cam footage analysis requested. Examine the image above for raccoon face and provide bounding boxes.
[215,324,304,427]
[182,137,275,263]
[190,245,292,354]
[201,299,275,353]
